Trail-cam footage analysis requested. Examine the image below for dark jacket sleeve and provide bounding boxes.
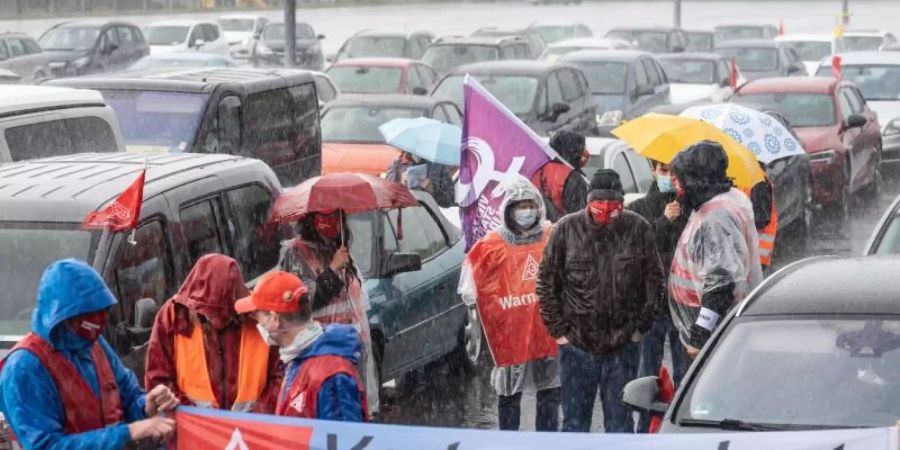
[639,221,665,334]
[537,224,569,338]
[312,268,346,310]
[750,180,773,230]
[563,172,588,214]
[144,301,192,405]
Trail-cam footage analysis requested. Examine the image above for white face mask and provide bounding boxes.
[256,322,280,346]
[513,208,539,228]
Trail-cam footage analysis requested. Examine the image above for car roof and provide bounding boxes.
[142,53,230,61]
[146,19,212,27]
[737,76,838,94]
[608,26,678,32]
[46,67,314,93]
[560,49,652,62]
[54,19,121,28]
[715,39,779,48]
[658,52,725,62]
[330,57,417,68]
[0,85,106,118]
[714,24,772,30]
[0,153,264,223]
[822,51,900,66]
[451,60,577,76]
[0,32,33,38]
[326,94,442,109]
[353,30,422,38]
[775,34,834,42]
[432,36,519,46]
[738,256,900,316]
[529,20,582,27]
[547,38,630,48]
[218,13,264,20]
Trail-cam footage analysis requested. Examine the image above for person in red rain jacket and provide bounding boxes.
[235,271,367,421]
[144,254,282,413]
[530,129,589,222]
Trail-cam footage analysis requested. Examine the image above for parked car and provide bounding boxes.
[843,29,898,52]
[39,20,149,77]
[321,94,462,175]
[143,19,229,56]
[865,194,900,254]
[714,24,780,44]
[814,52,900,175]
[48,68,321,186]
[715,39,806,81]
[326,58,437,95]
[217,14,269,49]
[658,53,741,104]
[625,255,900,431]
[0,69,19,84]
[0,85,124,163]
[559,50,670,126]
[249,21,325,70]
[539,38,634,62]
[734,77,882,226]
[334,30,435,62]
[0,32,51,83]
[129,52,237,70]
[580,137,654,204]
[431,60,597,136]
[604,27,688,53]
[526,21,593,44]
[311,71,340,106]
[471,27,546,60]
[684,30,715,52]
[775,34,844,75]
[422,36,531,77]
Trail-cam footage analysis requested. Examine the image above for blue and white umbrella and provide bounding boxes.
[378,117,462,166]
[680,103,806,164]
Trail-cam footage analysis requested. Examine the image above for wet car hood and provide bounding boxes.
[591,93,627,114]
[264,38,320,52]
[794,126,839,152]
[322,142,399,176]
[670,84,723,104]
[43,49,89,63]
[224,31,253,45]
[867,101,900,129]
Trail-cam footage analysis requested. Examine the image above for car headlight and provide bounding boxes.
[883,118,900,137]
[257,44,273,55]
[809,149,836,165]
[73,56,90,68]
[597,110,624,127]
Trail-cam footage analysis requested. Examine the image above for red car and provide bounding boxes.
[733,77,882,224]
[325,58,439,96]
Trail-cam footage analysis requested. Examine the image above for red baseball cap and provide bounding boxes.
[234,271,308,314]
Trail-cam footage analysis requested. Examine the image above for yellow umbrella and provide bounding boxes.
[611,113,765,189]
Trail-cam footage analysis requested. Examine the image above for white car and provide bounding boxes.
[539,38,634,62]
[843,29,898,52]
[217,14,269,59]
[143,19,229,56]
[775,34,844,76]
[658,53,744,104]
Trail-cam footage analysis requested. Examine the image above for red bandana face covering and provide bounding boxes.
[588,200,624,225]
[314,213,341,240]
[673,176,686,198]
[67,310,109,342]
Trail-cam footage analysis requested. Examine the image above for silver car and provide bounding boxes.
[0,33,50,83]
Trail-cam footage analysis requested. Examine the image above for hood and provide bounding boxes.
[866,101,900,130]
[591,93,627,114]
[150,45,180,56]
[264,39,319,52]
[322,142,399,176]
[499,174,546,231]
[669,84,722,104]
[43,49,89,63]
[172,254,249,330]
[299,324,360,364]
[32,259,117,348]
[794,126,839,152]
[224,31,253,45]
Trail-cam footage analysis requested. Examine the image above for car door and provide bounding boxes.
[847,86,880,187]
[644,58,670,107]
[3,37,27,77]
[115,26,140,68]
[837,87,866,192]
[165,178,231,272]
[559,68,592,132]
[188,25,204,51]
[406,65,425,95]
[415,64,437,90]
[207,24,228,55]
[546,70,576,132]
[0,40,12,76]
[630,58,655,117]
[102,26,128,71]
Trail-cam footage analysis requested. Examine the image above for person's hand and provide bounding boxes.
[144,385,178,417]
[128,416,175,443]
[686,345,700,359]
[329,246,350,272]
[664,201,682,222]
[556,336,569,345]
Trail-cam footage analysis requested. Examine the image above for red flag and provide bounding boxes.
[730,57,738,90]
[82,170,145,231]
[832,55,843,79]
[648,366,676,433]
[778,20,785,36]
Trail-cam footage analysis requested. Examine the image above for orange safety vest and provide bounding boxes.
[174,321,270,412]
[740,183,778,267]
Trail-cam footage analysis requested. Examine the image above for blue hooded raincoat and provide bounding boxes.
[0,259,147,450]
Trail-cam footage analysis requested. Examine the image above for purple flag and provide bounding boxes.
[456,76,556,251]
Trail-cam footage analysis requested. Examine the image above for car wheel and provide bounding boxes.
[33,71,46,83]
[450,305,486,374]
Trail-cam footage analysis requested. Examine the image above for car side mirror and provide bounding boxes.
[720,77,731,87]
[622,376,670,414]
[412,86,428,96]
[106,42,119,53]
[192,39,205,49]
[317,34,326,40]
[672,45,685,53]
[384,252,422,276]
[846,114,867,129]
[637,85,655,97]
[787,65,803,75]
[543,102,570,122]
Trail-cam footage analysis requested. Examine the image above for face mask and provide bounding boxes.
[67,310,109,343]
[673,176,686,198]
[588,200,624,225]
[256,315,281,346]
[657,176,674,193]
[314,213,341,240]
[513,208,538,228]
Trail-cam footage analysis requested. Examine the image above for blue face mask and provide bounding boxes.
[657,176,674,193]
[513,209,539,228]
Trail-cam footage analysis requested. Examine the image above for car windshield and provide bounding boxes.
[422,45,499,72]
[101,90,210,152]
[218,18,254,32]
[844,36,885,52]
[606,30,668,53]
[342,36,407,58]
[718,47,778,71]
[661,59,716,84]
[0,223,96,338]
[431,74,538,115]
[872,213,900,254]
[532,26,572,44]
[327,66,403,94]
[264,23,315,41]
[346,211,375,276]
[716,26,764,41]
[685,33,714,51]
[780,40,832,61]
[679,318,900,429]
[145,26,190,46]
[578,62,630,94]
[322,105,424,143]
[39,26,99,51]
[735,92,836,127]
[815,65,900,101]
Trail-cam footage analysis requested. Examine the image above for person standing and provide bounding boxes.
[235,271,367,421]
[668,141,763,356]
[385,151,455,207]
[537,169,664,433]
[627,159,689,432]
[145,254,282,413]
[459,175,560,431]
[530,129,589,222]
[0,259,178,450]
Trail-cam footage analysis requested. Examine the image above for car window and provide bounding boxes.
[188,26,203,46]
[642,59,661,86]
[104,27,120,46]
[576,25,592,37]
[112,219,174,321]
[5,117,118,162]
[848,87,866,113]
[410,38,425,59]
[408,66,424,90]
[384,204,447,260]
[314,76,337,103]
[500,44,517,59]
[441,103,463,126]
[634,59,650,91]
[288,83,321,161]
[23,38,41,54]
[226,185,279,280]
[719,60,731,85]
[0,42,8,61]
[625,150,653,192]
[887,34,898,45]
[838,89,855,121]
[612,152,637,193]
[179,199,225,264]
[205,24,221,42]
[546,73,563,109]
[557,70,582,102]
[654,60,668,84]
[131,27,145,44]
[431,105,450,123]
[117,26,135,45]
[416,65,436,86]
[244,88,296,159]
[6,38,25,57]
[514,43,531,59]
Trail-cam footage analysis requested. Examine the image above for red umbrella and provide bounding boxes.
[270,173,418,224]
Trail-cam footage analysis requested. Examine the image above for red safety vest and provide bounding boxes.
[275,355,368,420]
[0,333,123,434]
[531,162,572,217]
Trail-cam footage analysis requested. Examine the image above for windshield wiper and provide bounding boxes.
[678,418,795,431]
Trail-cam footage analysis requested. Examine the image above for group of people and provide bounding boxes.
[463,132,765,433]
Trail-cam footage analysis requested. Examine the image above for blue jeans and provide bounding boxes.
[497,388,561,431]
[636,317,688,433]
[558,342,638,433]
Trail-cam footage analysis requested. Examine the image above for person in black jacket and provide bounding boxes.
[531,129,589,222]
[626,159,689,433]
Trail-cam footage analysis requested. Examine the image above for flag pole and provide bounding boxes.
[127,157,149,246]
